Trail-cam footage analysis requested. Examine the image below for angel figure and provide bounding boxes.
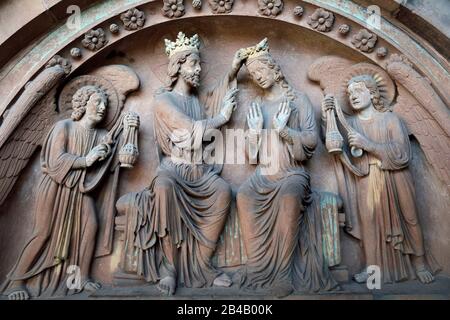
[317,61,440,285]
[0,64,140,299]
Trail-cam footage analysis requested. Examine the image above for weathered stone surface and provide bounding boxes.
[0,0,448,300]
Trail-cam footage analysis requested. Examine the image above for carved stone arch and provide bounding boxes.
[0,1,448,115]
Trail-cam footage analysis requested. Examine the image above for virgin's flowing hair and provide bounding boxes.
[248,55,297,102]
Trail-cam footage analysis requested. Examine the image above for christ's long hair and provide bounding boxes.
[157,50,196,94]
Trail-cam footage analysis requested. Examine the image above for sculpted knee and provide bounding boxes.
[153,176,175,195]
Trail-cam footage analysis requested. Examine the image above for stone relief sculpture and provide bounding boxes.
[0,64,141,300]
[310,58,441,284]
[116,32,243,295]
[235,39,339,297]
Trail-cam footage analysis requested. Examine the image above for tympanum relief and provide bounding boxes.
[0,19,448,299]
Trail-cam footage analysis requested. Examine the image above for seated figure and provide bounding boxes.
[116,32,245,295]
[236,39,338,297]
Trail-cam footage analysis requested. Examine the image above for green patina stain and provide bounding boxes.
[319,193,341,267]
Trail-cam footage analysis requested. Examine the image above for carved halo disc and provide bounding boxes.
[58,75,121,129]
[337,62,396,113]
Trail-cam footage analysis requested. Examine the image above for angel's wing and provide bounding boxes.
[0,62,67,206]
[0,88,58,205]
[307,55,354,112]
[386,56,450,189]
[395,86,450,188]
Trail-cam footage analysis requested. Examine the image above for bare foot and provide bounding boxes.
[7,288,30,300]
[416,268,434,284]
[158,276,176,295]
[213,273,232,287]
[353,270,369,284]
[83,280,101,292]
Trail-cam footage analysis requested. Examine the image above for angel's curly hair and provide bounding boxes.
[348,75,389,112]
[71,85,107,121]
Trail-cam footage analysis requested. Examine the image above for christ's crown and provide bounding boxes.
[164,32,200,57]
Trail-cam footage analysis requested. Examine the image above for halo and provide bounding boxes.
[337,62,396,113]
[58,75,121,129]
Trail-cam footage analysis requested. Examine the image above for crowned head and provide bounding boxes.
[163,32,202,89]
[242,38,284,90]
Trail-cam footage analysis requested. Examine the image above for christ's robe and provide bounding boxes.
[124,77,235,288]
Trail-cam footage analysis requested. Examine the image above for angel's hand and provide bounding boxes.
[321,95,335,119]
[124,113,140,128]
[86,144,109,166]
[348,131,372,151]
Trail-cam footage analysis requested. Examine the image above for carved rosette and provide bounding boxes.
[81,28,107,51]
[258,0,284,17]
[307,8,334,32]
[120,8,146,31]
[163,0,185,18]
[209,0,234,14]
[352,29,378,53]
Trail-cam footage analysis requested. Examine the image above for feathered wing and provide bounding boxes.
[395,86,450,188]
[307,55,353,111]
[386,56,450,190]
[0,88,58,205]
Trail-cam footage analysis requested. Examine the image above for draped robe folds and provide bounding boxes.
[1,119,118,298]
[125,77,235,288]
[335,111,440,283]
[237,92,339,294]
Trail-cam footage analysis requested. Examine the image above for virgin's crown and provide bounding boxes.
[164,32,200,57]
[243,38,270,62]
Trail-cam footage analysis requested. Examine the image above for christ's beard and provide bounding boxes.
[180,70,200,88]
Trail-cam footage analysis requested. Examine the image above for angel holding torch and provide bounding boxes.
[1,81,139,300]
[321,66,438,285]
